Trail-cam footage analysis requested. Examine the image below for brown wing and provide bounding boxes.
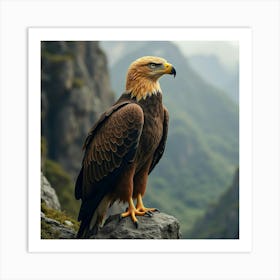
[149,106,169,174]
[79,103,144,200]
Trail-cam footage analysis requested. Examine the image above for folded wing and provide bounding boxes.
[75,102,144,223]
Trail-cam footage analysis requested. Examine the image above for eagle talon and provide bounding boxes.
[136,194,159,215]
[144,211,153,217]
[120,198,146,226]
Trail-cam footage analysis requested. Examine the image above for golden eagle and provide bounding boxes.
[75,56,176,238]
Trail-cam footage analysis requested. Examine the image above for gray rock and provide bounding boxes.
[91,212,181,239]
[41,210,181,239]
[64,220,73,226]
[41,215,76,239]
[41,172,61,211]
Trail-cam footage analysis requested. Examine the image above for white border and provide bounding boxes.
[28,27,252,253]
[1,1,279,279]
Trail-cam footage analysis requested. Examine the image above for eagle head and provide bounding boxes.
[125,56,176,101]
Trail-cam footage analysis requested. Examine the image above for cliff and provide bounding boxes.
[41,41,116,220]
[41,41,115,179]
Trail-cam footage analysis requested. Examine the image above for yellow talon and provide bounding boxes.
[120,198,145,225]
[136,194,158,213]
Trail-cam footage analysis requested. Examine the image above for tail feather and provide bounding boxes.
[76,219,99,239]
[76,171,116,238]
[76,195,111,239]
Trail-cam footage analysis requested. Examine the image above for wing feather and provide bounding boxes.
[80,103,144,199]
[149,106,169,174]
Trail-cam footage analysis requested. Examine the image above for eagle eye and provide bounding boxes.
[148,62,162,69]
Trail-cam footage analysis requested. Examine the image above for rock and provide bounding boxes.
[90,212,182,239]
[40,210,181,239]
[41,41,115,180]
[64,220,73,227]
[41,172,61,211]
[41,215,76,239]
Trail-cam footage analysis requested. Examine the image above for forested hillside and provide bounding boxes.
[189,168,239,238]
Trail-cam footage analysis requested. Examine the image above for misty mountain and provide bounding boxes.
[189,168,239,239]
[188,54,239,102]
[101,41,239,103]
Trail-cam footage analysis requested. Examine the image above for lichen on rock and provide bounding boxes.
[41,172,79,239]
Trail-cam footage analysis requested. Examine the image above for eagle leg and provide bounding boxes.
[136,194,160,215]
[120,197,145,228]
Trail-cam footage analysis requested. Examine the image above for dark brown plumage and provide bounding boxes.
[75,56,176,238]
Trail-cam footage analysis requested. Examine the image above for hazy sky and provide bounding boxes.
[175,41,239,71]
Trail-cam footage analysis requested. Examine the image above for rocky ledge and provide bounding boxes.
[41,172,181,239]
[41,211,181,239]
[91,213,181,239]
[41,212,76,239]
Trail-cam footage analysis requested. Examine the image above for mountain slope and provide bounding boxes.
[188,54,239,102]
[188,168,239,238]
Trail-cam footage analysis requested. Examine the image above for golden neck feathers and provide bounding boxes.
[125,56,176,101]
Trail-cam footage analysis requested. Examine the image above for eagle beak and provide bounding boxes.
[170,66,176,78]
[164,62,176,78]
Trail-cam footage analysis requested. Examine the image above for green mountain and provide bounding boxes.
[189,168,239,238]
[103,41,239,237]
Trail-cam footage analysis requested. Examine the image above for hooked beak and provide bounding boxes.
[163,62,176,78]
[170,66,176,78]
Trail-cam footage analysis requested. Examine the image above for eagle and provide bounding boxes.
[75,56,176,238]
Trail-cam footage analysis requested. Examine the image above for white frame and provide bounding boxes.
[1,1,279,279]
[28,27,252,253]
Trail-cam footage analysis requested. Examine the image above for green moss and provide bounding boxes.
[41,202,80,232]
[41,219,61,239]
[43,159,80,219]
[42,51,74,63]
[41,137,47,168]
[44,159,71,190]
